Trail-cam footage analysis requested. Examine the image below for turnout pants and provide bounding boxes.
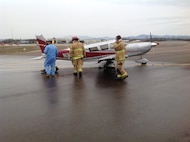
[72,58,83,73]
[116,60,128,78]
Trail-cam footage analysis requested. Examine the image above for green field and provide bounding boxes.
[0,44,69,55]
[0,45,38,54]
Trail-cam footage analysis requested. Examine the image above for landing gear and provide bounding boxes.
[135,56,148,65]
[98,60,115,70]
[141,62,147,65]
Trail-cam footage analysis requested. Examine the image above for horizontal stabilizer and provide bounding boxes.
[32,56,44,60]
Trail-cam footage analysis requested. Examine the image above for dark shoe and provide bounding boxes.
[46,74,50,78]
[55,66,59,71]
[55,66,59,74]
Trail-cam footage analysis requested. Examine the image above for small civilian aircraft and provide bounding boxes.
[35,34,159,70]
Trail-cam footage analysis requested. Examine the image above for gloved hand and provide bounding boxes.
[68,55,72,60]
[68,57,72,60]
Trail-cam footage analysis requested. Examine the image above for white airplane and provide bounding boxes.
[35,34,159,69]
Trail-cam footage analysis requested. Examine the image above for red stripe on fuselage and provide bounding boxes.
[58,50,115,59]
[86,51,114,58]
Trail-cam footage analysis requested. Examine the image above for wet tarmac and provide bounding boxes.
[1,41,190,142]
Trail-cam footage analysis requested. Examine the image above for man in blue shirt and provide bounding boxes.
[44,40,58,77]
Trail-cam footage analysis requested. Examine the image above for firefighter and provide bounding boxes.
[114,35,128,80]
[69,36,86,77]
[44,40,58,77]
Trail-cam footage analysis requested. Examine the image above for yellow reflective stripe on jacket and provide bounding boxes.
[118,57,125,61]
[116,49,125,61]
[73,55,83,60]
[72,47,84,59]
[116,49,125,54]
[74,48,83,52]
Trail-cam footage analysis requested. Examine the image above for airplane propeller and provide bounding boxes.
[150,32,153,42]
[150,32,154,53]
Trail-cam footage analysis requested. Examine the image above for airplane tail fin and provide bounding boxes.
[35,35,46,53]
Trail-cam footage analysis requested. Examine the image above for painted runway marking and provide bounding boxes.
[126,62,190,67]
[147,48,190,54]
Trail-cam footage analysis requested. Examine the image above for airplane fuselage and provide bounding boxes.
[35,35,159,64]
[58,41,158,60]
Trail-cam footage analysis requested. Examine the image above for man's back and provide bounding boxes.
[70,41,85,59]
[44,44,58,58]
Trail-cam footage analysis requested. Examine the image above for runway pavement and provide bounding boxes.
[1,41,190,142]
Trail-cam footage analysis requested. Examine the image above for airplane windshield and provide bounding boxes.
[89,47,98,52]
[100,44,109,50]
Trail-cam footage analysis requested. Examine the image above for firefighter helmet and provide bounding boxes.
[116,35,121,40]
[72,36,79,41]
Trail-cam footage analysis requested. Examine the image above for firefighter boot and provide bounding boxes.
[121,72,128,80]
[116,74,122,79]
[73,72,78,76]
[79,72,82,77]
[116,69,122,79]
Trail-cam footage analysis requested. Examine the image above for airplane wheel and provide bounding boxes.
[141,63,147,65]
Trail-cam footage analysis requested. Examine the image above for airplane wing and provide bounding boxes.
[98,54,128,63]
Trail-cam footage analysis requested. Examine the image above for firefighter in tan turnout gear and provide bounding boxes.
[69,36,86,77]
[114,35,128,80]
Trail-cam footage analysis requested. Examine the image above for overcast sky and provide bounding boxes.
[1,0,190,39]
